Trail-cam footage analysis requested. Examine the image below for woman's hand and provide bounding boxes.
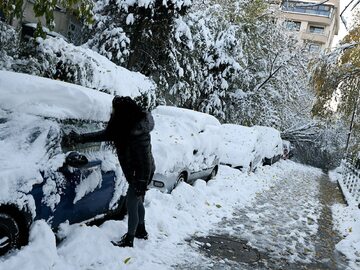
[63,130,82,146]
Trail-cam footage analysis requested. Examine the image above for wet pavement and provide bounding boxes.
[176,169,349,269]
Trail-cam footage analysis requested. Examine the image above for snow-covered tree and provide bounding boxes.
[0,22,19,70]
[311,12,360,158]
[164,0,314,128]
[86,0,190,73]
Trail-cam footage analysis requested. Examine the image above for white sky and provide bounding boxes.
[333,0,357,46]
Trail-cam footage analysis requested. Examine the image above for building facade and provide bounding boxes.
[1,0,82,45]
[276,0,340,51]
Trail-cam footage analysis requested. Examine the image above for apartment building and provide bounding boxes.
[1,0,82,45]
[276,0,340,51]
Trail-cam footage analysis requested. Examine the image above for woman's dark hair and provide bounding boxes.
[106,96,146,143]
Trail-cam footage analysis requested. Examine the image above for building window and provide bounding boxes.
[285,20,301,31]
[281,1,333,17]
[0,9,5,22]
[309,25,325,34]
[307,42,322,52]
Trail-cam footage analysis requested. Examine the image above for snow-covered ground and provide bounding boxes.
[0,161,305,270]
[330,168,360,270]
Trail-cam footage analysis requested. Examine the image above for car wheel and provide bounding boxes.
[0,213,20,256]
[175,172,187,187]
[207,166,218,181]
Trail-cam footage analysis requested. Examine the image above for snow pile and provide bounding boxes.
[332,204,360,270]
[0,161,305,270]
[330,169,360,269]
[151,106,221,175]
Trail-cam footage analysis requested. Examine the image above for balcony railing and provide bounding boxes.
[339,160,360,208]
[281,1,333,18]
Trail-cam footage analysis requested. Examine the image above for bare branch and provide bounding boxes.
[340,0,357,30]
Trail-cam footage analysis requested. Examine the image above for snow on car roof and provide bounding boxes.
[153,106,221,127]
[0,70,112,121]
[0,68,155,121]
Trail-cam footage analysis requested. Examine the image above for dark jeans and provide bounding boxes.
[126,185,145,235]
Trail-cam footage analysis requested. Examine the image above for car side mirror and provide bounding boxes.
[65,151,88,168]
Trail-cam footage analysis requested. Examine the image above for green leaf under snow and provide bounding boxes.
[124,257,131,264]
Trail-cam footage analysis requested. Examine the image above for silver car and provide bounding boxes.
[149,106,221,193]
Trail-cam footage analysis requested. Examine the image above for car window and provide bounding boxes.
[60,119,107,153]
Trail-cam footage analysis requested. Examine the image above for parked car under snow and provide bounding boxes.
[0,70,153,255]
[220,124,283,172]
[0,70,221,255]
[149,106,221,193]
[253,126,283,166]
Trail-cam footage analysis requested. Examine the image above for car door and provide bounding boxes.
[31,120,119,228]
[58,157,117,226]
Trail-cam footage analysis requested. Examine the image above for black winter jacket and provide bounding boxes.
[80,112,155,184]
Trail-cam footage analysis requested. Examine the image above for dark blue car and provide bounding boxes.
[0,69,158,256]
[0,111,127,256]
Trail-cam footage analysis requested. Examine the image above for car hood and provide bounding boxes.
[0,111,65,213]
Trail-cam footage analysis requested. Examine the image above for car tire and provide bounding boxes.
[0,213,21,256]
[206,166,218,182]
[175,172,187,187]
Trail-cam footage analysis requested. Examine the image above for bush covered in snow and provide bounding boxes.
[0,22,19,70]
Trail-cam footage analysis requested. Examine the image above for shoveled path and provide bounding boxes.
[176,166,349,269]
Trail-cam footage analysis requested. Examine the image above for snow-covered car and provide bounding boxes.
[0,70,153,255]
[219,124,283,172]
[220,124,262,172]
[149,106,221,193]
[253,126,283,166]
[282,140,293,160]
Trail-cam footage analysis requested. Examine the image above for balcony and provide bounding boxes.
[301,31,328,44]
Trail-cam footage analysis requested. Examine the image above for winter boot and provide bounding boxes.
[112,233,134,247]
[135,223,148,240]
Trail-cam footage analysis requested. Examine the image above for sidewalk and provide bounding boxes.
[178,169,349,269]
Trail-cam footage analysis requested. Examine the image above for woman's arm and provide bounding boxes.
[79,129,111,143]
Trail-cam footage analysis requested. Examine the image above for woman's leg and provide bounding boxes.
[138,196,145,225]
[126,185,140,235]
